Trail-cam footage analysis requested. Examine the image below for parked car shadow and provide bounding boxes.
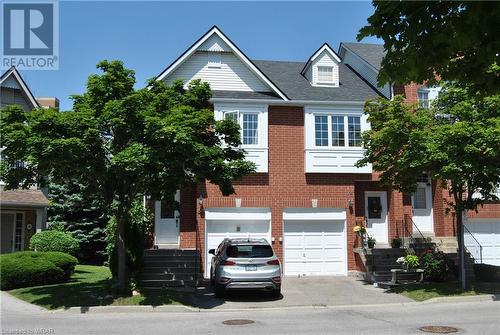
[193,280,282,309]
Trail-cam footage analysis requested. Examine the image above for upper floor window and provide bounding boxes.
[313,114,361,148]
[317,66,334,83]
[418,89,430,108]
[225,111,259,145]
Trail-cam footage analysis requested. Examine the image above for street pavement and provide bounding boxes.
[2,291,499,335]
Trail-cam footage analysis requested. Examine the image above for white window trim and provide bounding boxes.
[310,110,365,149]
[214,104,268,149]
[316,66,334,84]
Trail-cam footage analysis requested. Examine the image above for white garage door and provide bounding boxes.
[465,218,500,266]
[205,208,271,278]
[283,209,347,276]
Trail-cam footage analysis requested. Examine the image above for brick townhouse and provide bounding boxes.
[146,26,499,279]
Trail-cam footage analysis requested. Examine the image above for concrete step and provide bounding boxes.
[143,259,200,267]
[140,266,199,274]
[143,254,199,262]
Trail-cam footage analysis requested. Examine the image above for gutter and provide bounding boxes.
[210,98,366,106]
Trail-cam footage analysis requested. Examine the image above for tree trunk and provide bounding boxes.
[117,213,127,292]
[456,207,467,290]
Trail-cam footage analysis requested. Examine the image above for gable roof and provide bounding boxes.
[0,67,39,109]
[340,42,385,71]
[155,26,289,101]
[254,60,383,102]
[301,43,342,75]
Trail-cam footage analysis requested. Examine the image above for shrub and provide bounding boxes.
[0,251,78,290]
[420,250,452,282]
[30,230,80,256]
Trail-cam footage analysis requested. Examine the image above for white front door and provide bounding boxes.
[412,182,434,233]
[154,191,180,246]
[365,191,388,244]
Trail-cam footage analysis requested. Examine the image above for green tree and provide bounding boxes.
[358,1,500,94]
[46,178,108,264]
[357,85,500,289]
[0,60,255,291]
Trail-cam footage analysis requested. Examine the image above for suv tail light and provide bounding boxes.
[267,259,280,265]
[221,260,236,266]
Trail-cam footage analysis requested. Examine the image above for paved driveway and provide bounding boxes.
[193,276,412,310]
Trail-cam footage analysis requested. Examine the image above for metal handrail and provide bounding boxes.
[463,224,483,264]
[404,214,426,241]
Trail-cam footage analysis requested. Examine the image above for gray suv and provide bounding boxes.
[209,238,282,298]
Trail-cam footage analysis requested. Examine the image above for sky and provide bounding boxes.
[16,1,381,110]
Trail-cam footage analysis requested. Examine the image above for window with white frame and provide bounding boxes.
[418,89,430,108]
[317,66,334,83]
[313,114,362,147]
[224,111,259,145]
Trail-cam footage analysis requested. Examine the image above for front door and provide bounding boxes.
[412,182,434,233]
[154,191,180,246]
[1,213,15,253]
[365,191,388,244]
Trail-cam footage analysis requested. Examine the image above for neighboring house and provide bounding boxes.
[147,26,451,279]
[340,42,500,267]
[0,67,55,254]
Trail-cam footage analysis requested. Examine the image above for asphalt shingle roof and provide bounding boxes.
[0,187,49,208]
[341,43,385,71]
[252,60,383,102]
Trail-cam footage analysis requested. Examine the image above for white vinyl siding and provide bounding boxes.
[312,50,339,87]
[165,51,271,92]
[305,107,371,173]
[341,49,391,98]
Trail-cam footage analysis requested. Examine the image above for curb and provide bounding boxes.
[421,294,498,304]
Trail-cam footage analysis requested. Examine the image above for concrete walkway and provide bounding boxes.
[192,276,412,310]
[1,291,47,314]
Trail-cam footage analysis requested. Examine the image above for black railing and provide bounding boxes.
[403,214,429,253]
[463,224,483,264]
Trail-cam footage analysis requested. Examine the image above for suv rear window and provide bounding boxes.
[226,245,274,258]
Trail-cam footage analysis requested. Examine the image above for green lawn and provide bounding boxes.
[390,281,500,302]
[8,265,193,310]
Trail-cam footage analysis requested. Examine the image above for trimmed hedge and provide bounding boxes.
[30,230,80,256]
[0,251,78,290]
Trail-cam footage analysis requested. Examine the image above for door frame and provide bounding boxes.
[154,191,180,247]
[364,191,389,244]
[411,182,434,233]
[1,211,25,253]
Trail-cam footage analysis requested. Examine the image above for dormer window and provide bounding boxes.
[317,66,334,83]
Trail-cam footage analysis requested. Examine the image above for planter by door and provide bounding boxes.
[412,182,434,233]
[154,191,180,247]
[364,191,388,244]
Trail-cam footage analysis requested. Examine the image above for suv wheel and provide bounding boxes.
[210,269,215,286]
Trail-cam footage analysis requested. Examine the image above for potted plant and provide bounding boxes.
[391,237,402,248]
[367,235,376,248]
[397,254,420,271]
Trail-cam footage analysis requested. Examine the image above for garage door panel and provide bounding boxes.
[284,217,346,276]
[466,219,500,266]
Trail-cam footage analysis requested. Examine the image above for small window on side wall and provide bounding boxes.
[317,66,334,83]
[208,52,222,68]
